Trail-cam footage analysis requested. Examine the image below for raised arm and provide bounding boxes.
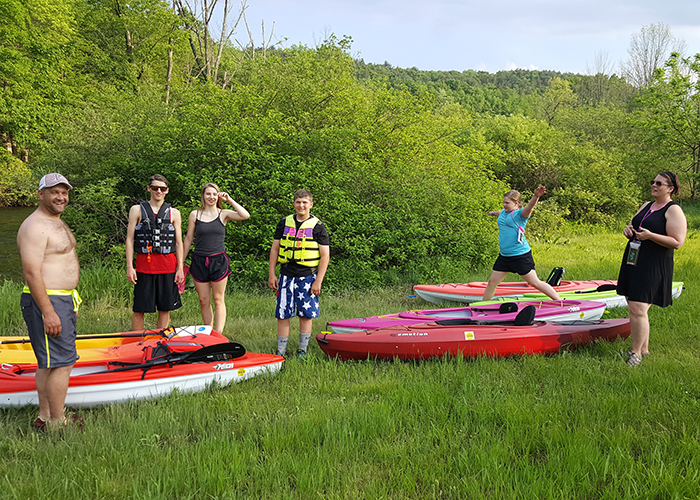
[521,186,546,219]
[219,192,250,222]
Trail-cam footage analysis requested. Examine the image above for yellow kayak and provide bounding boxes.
[0,325,222,365]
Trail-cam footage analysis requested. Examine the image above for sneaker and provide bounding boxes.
[296,349,307,360]
[33,417,47,432]
[275,350,286,358]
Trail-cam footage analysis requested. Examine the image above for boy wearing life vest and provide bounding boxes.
[268,189,330,358]
[126,175,185,330]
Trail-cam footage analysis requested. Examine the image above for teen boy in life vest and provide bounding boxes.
[268,189,330,358]
[126,174,185,331]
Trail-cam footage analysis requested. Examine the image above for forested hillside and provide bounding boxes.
[2,0,699,287]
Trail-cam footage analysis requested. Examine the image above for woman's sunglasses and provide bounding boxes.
[650,180,669,187]
[150,185,168,192]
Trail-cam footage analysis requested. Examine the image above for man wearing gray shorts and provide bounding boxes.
[17,173,82,430]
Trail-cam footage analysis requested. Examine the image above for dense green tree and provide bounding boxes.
[534,78,577,125]
[459,113,638,226]
[0,0,80,155]
[0,152,34,206]
[75,0,184,92]
[38,43,506,287]
[634,53,700,198]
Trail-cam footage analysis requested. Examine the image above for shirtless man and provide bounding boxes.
[17,173,81,430]
[126,174,184,330]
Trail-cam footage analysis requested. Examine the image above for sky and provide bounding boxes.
[225,0,700,74]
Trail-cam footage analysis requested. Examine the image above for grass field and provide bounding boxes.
[1,221,699,499]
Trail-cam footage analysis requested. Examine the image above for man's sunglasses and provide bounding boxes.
[150,185,168,192]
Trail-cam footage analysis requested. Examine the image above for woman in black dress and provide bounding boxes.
[617,171,687,366]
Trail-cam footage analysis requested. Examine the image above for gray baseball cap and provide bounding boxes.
[39,173,73,190]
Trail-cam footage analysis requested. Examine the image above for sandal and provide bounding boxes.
[627,353,642,367]
[626,350,649,357]
[33,416,47,432]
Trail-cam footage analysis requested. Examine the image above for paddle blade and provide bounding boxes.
[596,284,617,292]
[182,342,246,363]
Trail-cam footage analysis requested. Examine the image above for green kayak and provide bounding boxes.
[468,282,683,309]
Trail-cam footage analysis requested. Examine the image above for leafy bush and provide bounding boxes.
[36,44,506,288]
[0,153,34,207]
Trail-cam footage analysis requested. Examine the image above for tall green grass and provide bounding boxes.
[1,224,699,499]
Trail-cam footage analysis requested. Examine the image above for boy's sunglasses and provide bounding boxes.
[150,185,168,192]
[650,180,669,187]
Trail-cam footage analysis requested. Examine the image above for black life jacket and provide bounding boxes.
[134,202,176,254]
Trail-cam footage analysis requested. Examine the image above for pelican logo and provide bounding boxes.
[580,312,585,319]
[214,362,235,370]
[464,331,475,341]
[237,368,246,376]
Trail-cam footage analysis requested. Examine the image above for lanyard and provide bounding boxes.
[633,200,670,242]
[638,200,670,229]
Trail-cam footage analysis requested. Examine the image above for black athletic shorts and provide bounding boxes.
[493,251,536,276]
[133,272,182,313]
[189,252,231,283]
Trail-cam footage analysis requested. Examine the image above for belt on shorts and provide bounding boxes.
[23,286,83,312]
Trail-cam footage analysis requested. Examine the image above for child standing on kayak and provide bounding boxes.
[482,186,562,302]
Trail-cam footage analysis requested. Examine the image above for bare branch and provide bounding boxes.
[620,23,686,88]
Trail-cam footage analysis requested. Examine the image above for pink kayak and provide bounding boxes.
[327,299,607,333]
[413,280,617,304]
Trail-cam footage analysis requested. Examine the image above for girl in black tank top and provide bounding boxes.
[183,183,250,333]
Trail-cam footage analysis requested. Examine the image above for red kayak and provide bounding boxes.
[316,312,630,361]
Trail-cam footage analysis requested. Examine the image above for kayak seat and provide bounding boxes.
[514,305,536,326]
[435,318,475,326]
[498,302,518,314]
[546,267,565,286]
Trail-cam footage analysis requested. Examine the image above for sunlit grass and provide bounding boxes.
[1,226,699,499]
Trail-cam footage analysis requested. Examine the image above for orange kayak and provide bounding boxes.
[0,325,226,365]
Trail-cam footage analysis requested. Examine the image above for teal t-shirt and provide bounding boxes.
[497,208,531,256]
